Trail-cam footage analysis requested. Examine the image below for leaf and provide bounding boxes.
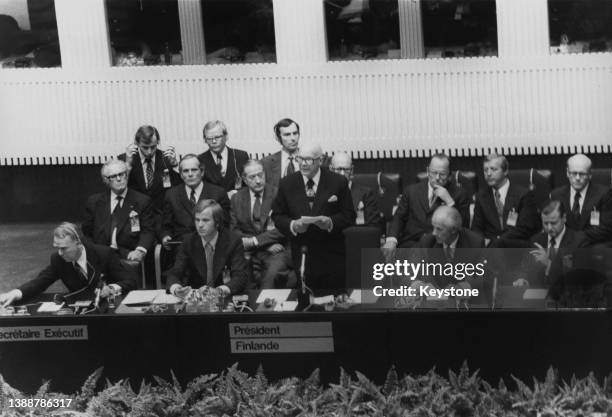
[382,366,399,395]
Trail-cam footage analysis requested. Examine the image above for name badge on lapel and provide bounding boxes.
[162,169,172,188]
[590,208,600,226]
[506,209,518,227]
[223,266,231,284]
[266,211,276,231]
[129,210,141,232]
[234,176,243,190]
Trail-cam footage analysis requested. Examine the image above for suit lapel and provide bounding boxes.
[83,243,100,285]
[178,186,194,217]
[418,182,431,214]
[311,170,330,214]
[482,189,499,228]
[271,152,281,183]
[581,185,598,226]
[131,156,147,191]
[98,193,112,238]
[212,230,229,283]
[115,191,134,232]
[191,237,207,284]
[261,186,274,224]
[203,151,222,184]
[239,189,255,231]
[503,184,520,221]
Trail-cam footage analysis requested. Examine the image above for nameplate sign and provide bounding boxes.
[229,322,333,353]
[0,326,88,342]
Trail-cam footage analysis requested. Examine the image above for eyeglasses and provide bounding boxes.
[428,170,449,179]
[568,171,589,178]
[331,167,353,173]
[295,156,321,165]
[204,135,225,143]
[105,171,127,181]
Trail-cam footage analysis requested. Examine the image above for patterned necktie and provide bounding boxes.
[286,156,295,177]
[190,188,196,205]
[549,237,557,258]
[494,189,504,229]
[204,242,214,286]
[306,179,315,209]
[572,191,581,219]
[215,152,224,176]
[144,158,154,189]
[252,192,262,231]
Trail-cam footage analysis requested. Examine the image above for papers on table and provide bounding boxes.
[274,301,299,312]
[121,290,181,306]
[313,295,334,305]
[37,302,64,313]
[523,289,548,300]
[349,289,379,304]
[256,289,291,304]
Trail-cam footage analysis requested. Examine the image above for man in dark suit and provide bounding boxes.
[119,125,182,221]
[513,200,588,294]
[551,154,611,246]
[0,222,136,306]
[83,159,155,262]
[272,144,356,290]
[330,152,385,234]
[383,154,470,256]
[165,200,249,297]
[472,153,541,245]
[261,118,301,189]
[160,154,230,248]
[231,160,295,289]
[198,120,249,197]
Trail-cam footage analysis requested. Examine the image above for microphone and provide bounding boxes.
[93,274,106,310]
[300,246,308,292]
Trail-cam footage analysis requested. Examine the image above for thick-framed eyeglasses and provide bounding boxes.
[332,167,353,174]
[296,156,321,165]
[105,171,127,181]
[567,171,589,178]
[428,170,449,180]
[204,134,225,143]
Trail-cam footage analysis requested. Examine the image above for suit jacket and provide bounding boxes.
[272,168,356,289]
[551,183,611,243]
[82,188,155,256]
[161,182,231,240]
[164,229,249,294]
[118,149,182,214]
[230,185,286,248]
[472,182,540,241]
[198,147,249,192]
[389,181,470,245]
[261,151,283,189]
[351,184,385,233]
[18,241,137,300]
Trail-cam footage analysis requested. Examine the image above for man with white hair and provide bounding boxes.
[551,154,611,246]
[272,144,356,290]
[418,206,484,250]
[83,159,155,262]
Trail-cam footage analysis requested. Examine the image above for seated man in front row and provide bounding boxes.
[165,199,249,297]
[230,160,296,289]
[0,222,137,307]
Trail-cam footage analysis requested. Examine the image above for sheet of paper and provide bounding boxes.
[256,289,291,304]
[37,302,64,313]
[121,290,160,306]
[349,289,379,304]
[523,289,548,300]
[300,216,322,225]
[313,295,335,305]
[152,292,181,304]
[273,301,298,312]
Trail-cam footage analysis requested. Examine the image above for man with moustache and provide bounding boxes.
[0,222,136,306]
[262,118,301,189]
[230,160,295,289]
[272,144,355,290]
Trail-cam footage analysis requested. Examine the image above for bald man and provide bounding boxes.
[272,144,356,290]
[551,154,611,245]
[418,206,484,250]
[330,152,384,233]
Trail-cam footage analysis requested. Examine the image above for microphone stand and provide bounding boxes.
[299,246,314,311]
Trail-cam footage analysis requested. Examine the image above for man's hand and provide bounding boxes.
[432,184,454,206]
[381,239,397,262]
[163,146,178,167]
[292,219,309,234]
[266,243,284,254]
[227,190,238,200]
[513,278,530,287]
[161,236,173,250]
[314,216,332,231]
[125,143,139,167]
[530,243,551,266]
[242,237,256,250]
[99,285,115,299]
[484,238,491,247]
[0,290,21,307]
[173,285,192,299]
[127,250,145,262]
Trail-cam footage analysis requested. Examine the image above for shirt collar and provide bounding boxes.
[111,188,128,200]
[185,182,203,197]
[75,247,87,271]
[444,234,460,249]
[202,231,219,249]
[570,182,589,200]
[550,227,566,247]
[302,169,321,187]
[139,150,155,163]
[493,178,510,201]
[249,188,264,200]
[213,146,228,161]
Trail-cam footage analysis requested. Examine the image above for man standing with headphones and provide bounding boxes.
[262,118,301,190]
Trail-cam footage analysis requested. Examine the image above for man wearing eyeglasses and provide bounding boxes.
[0,222,136,307]
[262,118,301,189]
[383,154,470,258]
[198,120,249,198]
[272,144,356,290]
[82,159,155,263]
[551,154,612,246]
[329,152,384,234]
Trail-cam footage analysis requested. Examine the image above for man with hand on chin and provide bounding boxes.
[272,144,355,290]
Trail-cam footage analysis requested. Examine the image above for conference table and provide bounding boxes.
[1,288,611,394]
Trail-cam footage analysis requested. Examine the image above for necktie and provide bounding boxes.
[190,188,196,205]
[285,156,295,177]
[306,179,315,209]
[144,158,154,189]
[494,189,504,229]
[444,245,454,260]
[73,262,88,281]
[429,192,437,208]
[572,191,581,219]
[111,195,123,249]
[215,152,224,176]
[549,237,557,258]
[252,192,262,231]
[204,242,214,286]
